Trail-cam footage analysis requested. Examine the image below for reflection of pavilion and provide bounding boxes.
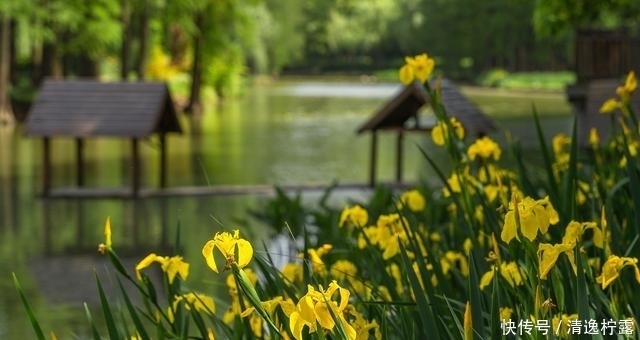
[28,254,164,306]
[0,125,19,232]
[357,80,497,187]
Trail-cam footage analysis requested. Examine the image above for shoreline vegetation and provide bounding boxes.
[14,54,640,339]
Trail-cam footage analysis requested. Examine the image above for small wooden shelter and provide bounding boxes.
[566,28,640,145]
[357,79,496,187]
[24,80,182,198]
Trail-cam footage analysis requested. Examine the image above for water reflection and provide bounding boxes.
[0,80,571,338]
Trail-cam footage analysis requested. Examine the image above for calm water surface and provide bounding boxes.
[0,79,571,338]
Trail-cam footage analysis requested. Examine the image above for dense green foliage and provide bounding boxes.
[1,0,639,105]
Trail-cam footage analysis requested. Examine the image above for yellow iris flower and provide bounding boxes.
[600,71,637,114]
[596,255,640,289]
[431,117,465,146]
[330,260,358,282]
[397,189,426,212]
[589,128,600,148]
[501,195,559,243]
[375,213,410,259]
[616,70,637,102]
[398,53,435,85]
[339,205,369,228]
[301,244,332,276]
[202,230,253,273]
[173,292,215,314]
[562,220,602,248]
[467,136,502,161]
[288,281,356,340]
[499,307,513,321]
[537,243,576,280]
[135,253,190,284]
[552,314,578,339]
[479,261,524,290]
[599,98,622,114]
[282,262,303,284]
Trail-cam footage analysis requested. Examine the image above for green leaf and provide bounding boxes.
[117,278,150,340]
[12,273,46,340]
[575,243,594,340]
[96,272,122,340]
[399,242,440,338]
[83,302,103,340]
[467,251,485,339]
[559,117,579,224]
[532,105,559,205]
[233,265,281,336]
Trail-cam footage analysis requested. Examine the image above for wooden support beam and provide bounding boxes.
[75,138,84,187]
[369,132,378,187]
[131,138,140,198]
[396,131,404,183]
[159,133,167,188]
[42,137,51,197]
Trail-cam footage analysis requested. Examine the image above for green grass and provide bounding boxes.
[461,86,573,118]
[475,69,576,91]
[375,68,576,92]
[494,71,576,91]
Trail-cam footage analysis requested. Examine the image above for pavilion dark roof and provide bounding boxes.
[357,79,496,137]
[24,80,182,138]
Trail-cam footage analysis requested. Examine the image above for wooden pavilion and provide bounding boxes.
[24,80,182,198]
[566,28,640,146]
[357,79,496,187]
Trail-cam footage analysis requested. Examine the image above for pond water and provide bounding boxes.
[0,79,572,338]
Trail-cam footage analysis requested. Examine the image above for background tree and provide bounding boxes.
[533,0,640,38]
[0,9,12,124]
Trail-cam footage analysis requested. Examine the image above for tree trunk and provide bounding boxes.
[135,0,149,81]
[0,14,14,125]
[72,52,98,77]
[120,0,131,80]
[40,41,62,83]
[185,12,204,115]
[9,19,17,86]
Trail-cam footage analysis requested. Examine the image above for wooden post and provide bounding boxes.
[75,138,84,187]
[395,131,404,183]
[159,133,166,188]
[131,138,139,198]
[369,132,378,187]
[42,199,52,255]
[42,137,51,197]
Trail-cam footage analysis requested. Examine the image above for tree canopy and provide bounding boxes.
[1,0,639,119]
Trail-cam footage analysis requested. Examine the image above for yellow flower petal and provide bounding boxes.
[538,243,573,280]
[464,301,473,340]
[202,240,219,273]
[399,64,415,85]
[431,123,446,146]
[104,217,112,249]
[136,253,159,280]
[599,98,621,114]
[501,212,517,243]
[479,269,495,290]
[624,71,637,93]
[299,295,316,324]
[235,239,254,268]
[289,311,306,340]
[314,303,335,329]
